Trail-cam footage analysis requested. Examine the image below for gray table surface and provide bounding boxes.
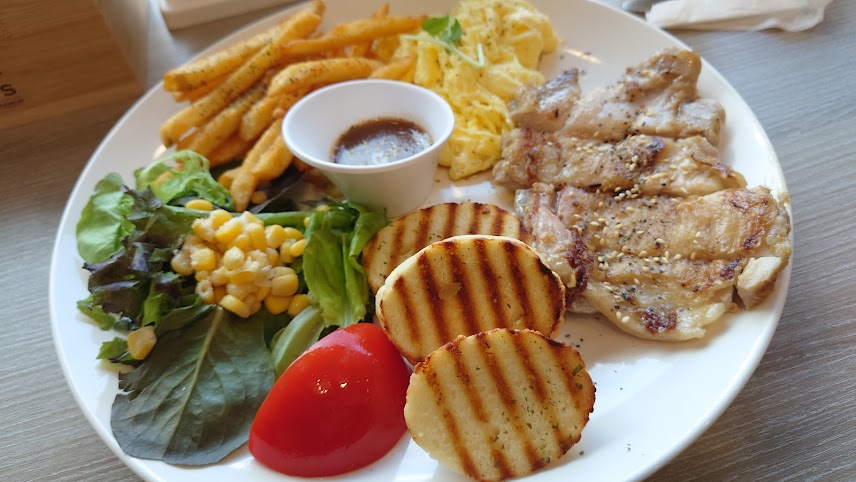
[2,0,854,481]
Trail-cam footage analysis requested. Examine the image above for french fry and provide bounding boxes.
[163,0,327,92]
[252,134,294,181]
[175,129,201,151]
[187,84,265,157]
[218,166,242,189]
[274,15,423,60]
[270,89,306,119]
[239,95,279,141]
[369,56,415,80]
[171,73,228,102]
[159,7,323,146]
[268,57,383,97]
[242,87,307,141]
[164,34,269,93]
[344,4,389,58]
[368,35,401,62]
[230,118,283,211]
[208,134,254,167]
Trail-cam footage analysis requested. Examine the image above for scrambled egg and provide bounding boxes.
[395,0,559,179]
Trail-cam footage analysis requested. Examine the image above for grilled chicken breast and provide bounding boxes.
[363,202,532,294]
[375,235,565,364]
[514,184,590,305]
[494,129,746,195]
[509,69,581,132]
[405,329,595,482]
[515,185,791,340]
[555,185,792,261]
[558,48,725,145]
[492,48,791,340]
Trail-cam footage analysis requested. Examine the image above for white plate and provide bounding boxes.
[50,1,791,481]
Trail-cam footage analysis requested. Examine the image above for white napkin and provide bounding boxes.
[645,0,833,31]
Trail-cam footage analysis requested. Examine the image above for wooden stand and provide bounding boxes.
[0,0,145,130]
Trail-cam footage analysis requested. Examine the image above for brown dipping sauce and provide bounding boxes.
[333,117,432,166]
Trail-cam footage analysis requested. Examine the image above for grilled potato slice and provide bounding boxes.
[363,202,532,294]
[375,234,565,364]
[406,328,595,481]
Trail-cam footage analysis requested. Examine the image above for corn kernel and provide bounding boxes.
[210,267,229,286]
[303,216,310,228]
[247,250,268,266]
[264,295,292,315]
[231,270,256,285]
[244,293,261,315]
[215,219,242,245]
[246,223,267,251]
[283,227,304,240]
[279,246,294,264]
[195,270,210,282]
[170,252,194,276]
[190,248,217,272]
[265,247,280,266]
[287,294,313,316]
[265,225,288,248]
[271,273,299,297]
[232,233,252,251]
[271,266,297,277]
[191,219,215,242]
[213,285,227,304]
[226,282,255,300]
[222,247,245,270]
[289,239,307,258]
[196,279,214,303]
[315,204,331,212]
[186,199,214,211]
[256,285,271,301]
[240,211,263,226]
[220,294,251,318]
[127,326,157,360]
[209,209,232,229]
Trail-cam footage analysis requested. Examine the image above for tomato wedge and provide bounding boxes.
[249,322,411,477]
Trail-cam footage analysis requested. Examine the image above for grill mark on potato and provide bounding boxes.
[388,214,407,272]
[393,275,421,355]
[503,242,535,328]
[443,240,481,335]
[475,239,507,334]
[449,343,513,480]
[511,332,566,452]
[476,331,541,472]
[414,207,433,258]
[418,252,451,347]
[423,362,478,477]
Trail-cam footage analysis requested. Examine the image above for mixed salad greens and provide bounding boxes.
[74,151,386,464]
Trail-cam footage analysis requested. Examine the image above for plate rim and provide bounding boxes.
[49,1,792,481]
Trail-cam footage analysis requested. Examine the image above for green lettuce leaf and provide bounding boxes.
[134,150,233,209]
[97,337,130,361]
[76,173,134,264]
[111,307,273,465]
[303,201,386,328]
